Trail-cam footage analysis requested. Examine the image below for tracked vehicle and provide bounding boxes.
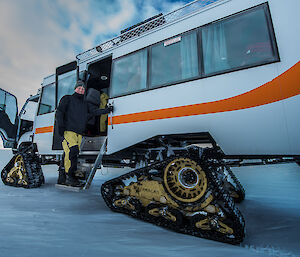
[1,0,300,243]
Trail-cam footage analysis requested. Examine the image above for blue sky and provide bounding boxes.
[0,0,193,108]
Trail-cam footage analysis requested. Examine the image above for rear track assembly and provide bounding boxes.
[101,152,245,244]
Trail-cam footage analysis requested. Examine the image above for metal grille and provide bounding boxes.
[77,0,224,63]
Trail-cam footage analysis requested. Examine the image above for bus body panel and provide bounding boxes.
[103,0,300,156]
[33,112,61,155]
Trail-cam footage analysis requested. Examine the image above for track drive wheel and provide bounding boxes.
[163,158,208,204]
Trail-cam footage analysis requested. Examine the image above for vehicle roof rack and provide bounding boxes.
[76,0,226,63]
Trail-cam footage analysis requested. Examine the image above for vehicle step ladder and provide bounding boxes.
[82,137,107,190]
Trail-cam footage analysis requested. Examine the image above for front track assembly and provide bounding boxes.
[1,152,44,188]
[101,153,245,244]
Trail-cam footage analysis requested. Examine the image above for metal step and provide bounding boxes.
[55,184,83,192]
[80,136,106,152]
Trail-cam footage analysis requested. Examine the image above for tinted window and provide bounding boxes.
[150,31,199,88]
[111,50,147,97]
[38,83,56,115]
[57,70,76,105]
[0,90,5,110]
[5,93,17,124]
[202,5,278,75]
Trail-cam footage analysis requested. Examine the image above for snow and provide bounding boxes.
[0,149,300,257]
[0,137,3,148]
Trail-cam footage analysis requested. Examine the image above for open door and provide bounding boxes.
[85,56,112,136]
[0,88,18,148]
[52,61,77,150]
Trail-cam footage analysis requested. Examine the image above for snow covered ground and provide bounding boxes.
[0,149,300,257]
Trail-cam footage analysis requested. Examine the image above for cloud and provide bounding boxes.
[0,0,189,109]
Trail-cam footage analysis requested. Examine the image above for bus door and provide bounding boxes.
[52,61,77,150]
[0,88,18,148]
[80,56,112,152]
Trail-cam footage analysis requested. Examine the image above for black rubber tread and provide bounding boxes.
[222,164,245,203]
[1,152,44,189]
[201,148,245,203]
[101,154,245,244]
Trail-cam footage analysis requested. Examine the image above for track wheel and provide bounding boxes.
[163,158,208,203]
[146,203,182,226]
[192,214,234,236]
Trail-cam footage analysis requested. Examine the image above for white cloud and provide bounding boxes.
[0,0,188,109]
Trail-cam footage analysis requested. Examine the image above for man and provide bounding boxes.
[55,80,113,186]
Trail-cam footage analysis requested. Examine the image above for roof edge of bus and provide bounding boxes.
[76,0,229,64]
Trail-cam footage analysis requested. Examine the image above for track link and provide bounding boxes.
[1,152,44,188]
[101,154,245,244]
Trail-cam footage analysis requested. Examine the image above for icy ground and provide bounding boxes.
[0,149,300,257]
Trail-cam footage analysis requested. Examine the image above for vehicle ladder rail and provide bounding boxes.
[83,137,107,190]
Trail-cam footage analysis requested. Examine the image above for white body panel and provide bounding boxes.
[33,112,61,155]
[101,0,300,155]
[34,0,300,157]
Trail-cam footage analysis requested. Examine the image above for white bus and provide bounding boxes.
[1,0,299,244]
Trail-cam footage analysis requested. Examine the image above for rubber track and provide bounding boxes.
[223,163,245,203]
[101,155,245,244]
[1,152,45,188]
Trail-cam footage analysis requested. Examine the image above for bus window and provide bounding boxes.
[38,83,56,115]
[150,31,199,88]
[57,70,77,105]
[202,4,278,75]
[111,49,147,97]
[5,93,17,124]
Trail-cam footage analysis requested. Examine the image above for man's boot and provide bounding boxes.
[65,173,83,187]
[57,155,66,184]
[57,169,66,185]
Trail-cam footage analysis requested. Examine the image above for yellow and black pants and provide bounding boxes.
[62,131,82,176]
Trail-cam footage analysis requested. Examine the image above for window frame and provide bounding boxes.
[37,83,56,116]
[110,2,279,99]
[148,29,201,90]
[110,48,149,98]
[200,3,280,78]
[56,70,77,107]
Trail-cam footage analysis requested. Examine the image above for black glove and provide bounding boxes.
[107,105,114,113]
[92,106,114,116]
[58,126,65,137]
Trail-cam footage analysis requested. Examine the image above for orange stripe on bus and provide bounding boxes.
[35,126,54,134]
[109,61,300,125]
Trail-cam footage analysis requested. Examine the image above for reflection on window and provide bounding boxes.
[202,6,277,75]
[0,90,5,111]
[111,50,147,97]
[38,83,56,115]
[57,70,77,105]
[5,94,17,124]
[150,32,199,88]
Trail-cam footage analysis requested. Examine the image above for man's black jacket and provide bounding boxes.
[55,92,110,136]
